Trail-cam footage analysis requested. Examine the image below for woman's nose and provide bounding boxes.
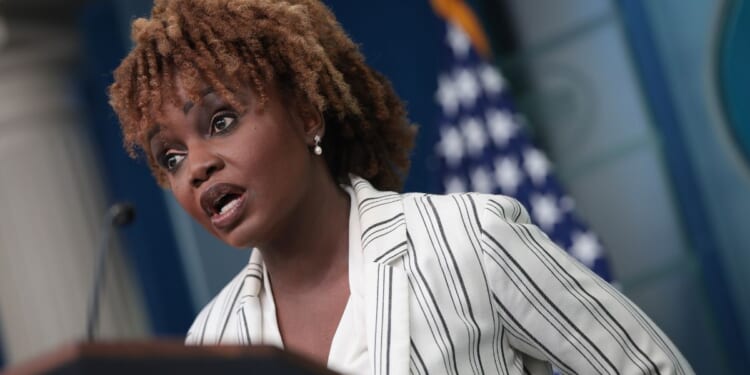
[188,144,224,188]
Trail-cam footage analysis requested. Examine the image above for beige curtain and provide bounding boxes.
[0,17,148,365]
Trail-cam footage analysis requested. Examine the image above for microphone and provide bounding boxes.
[86,202,136,341]
[109,203,136,227]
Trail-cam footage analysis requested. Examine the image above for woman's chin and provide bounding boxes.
[206,212,256,248]
[221,232,255,249]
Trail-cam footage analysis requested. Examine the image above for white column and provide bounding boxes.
[0,19,148,365]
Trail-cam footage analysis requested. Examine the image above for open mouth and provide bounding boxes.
[200,183,247,229]
[212,193,243,216]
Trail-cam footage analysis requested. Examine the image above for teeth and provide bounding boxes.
[218,197,240,215]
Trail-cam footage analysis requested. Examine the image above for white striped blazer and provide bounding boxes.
[186,176,693,375]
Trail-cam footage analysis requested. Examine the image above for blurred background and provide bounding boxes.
[0,0,748,373]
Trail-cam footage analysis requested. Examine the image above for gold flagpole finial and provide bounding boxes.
[430,0,492,58]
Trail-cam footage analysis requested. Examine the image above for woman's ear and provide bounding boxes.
[299,103,325,145]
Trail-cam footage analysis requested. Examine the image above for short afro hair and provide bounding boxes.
[108,0,417,191]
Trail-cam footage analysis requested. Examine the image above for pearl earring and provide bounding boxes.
[313,135,323,155]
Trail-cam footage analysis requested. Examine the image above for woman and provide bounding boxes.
[108,0,693,374]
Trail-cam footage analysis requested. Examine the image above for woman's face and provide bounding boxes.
[149,81,319,248]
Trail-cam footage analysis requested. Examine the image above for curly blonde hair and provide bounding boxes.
[108,0,417,191]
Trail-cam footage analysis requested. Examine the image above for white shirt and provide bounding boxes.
[258,186,369,374]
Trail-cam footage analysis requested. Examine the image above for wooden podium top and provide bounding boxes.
[2,341,338,375]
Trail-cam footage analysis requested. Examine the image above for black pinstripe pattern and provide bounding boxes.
[487,199,659,373]
[423,196,485,374]
[483,229,615,373]
[405,232,460,375]
[197,298,216,345]
[563,249,688,375]
[410,339,429,375]
[185,177,693,375]
[515,220,658,374]
[493,294,576,374]
[465,195,506,374]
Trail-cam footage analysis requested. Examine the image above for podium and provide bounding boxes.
[1,341,337,375]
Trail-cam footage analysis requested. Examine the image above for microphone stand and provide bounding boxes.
[85,203,134,342]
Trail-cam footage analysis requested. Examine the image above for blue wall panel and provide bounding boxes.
[79,0,195,336]
[618,0,750,372]
[719,0,750,170]
[323,1,444,193]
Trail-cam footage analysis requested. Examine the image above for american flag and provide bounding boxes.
[434,21,614,281]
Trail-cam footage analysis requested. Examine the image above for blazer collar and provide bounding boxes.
[350,175,411,375]
[233,249,264,345]
[350,175,409,266]
[235,176,411,374]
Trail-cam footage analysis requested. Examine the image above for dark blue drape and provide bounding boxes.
[323,1,444,193]
[78,0,194,336]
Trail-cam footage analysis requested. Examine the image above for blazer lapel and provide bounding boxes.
[234,249,264,345]
[351,176,410,375]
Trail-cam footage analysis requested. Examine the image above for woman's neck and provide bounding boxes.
[258,169,351,295]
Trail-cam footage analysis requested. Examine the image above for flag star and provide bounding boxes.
[486,109,517,147]
[436,74,459,116]
[524,148,550,185]
[436,126,465,167]
[570,231,602,267]
[470,167,495,193]
[494,156,523,195]
[444,175,467,194]
[478,63,506,96]
[530,194,561,231]
[460,117,487,156]
[454,68,480,108]
[446,24,471,58]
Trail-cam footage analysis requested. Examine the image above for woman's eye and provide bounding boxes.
[164,153,185,171]
[210,113,237,134]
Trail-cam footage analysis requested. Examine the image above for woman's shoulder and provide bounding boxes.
[397,191,535,273]
[400,190,531,227]
[353,172,529,225]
